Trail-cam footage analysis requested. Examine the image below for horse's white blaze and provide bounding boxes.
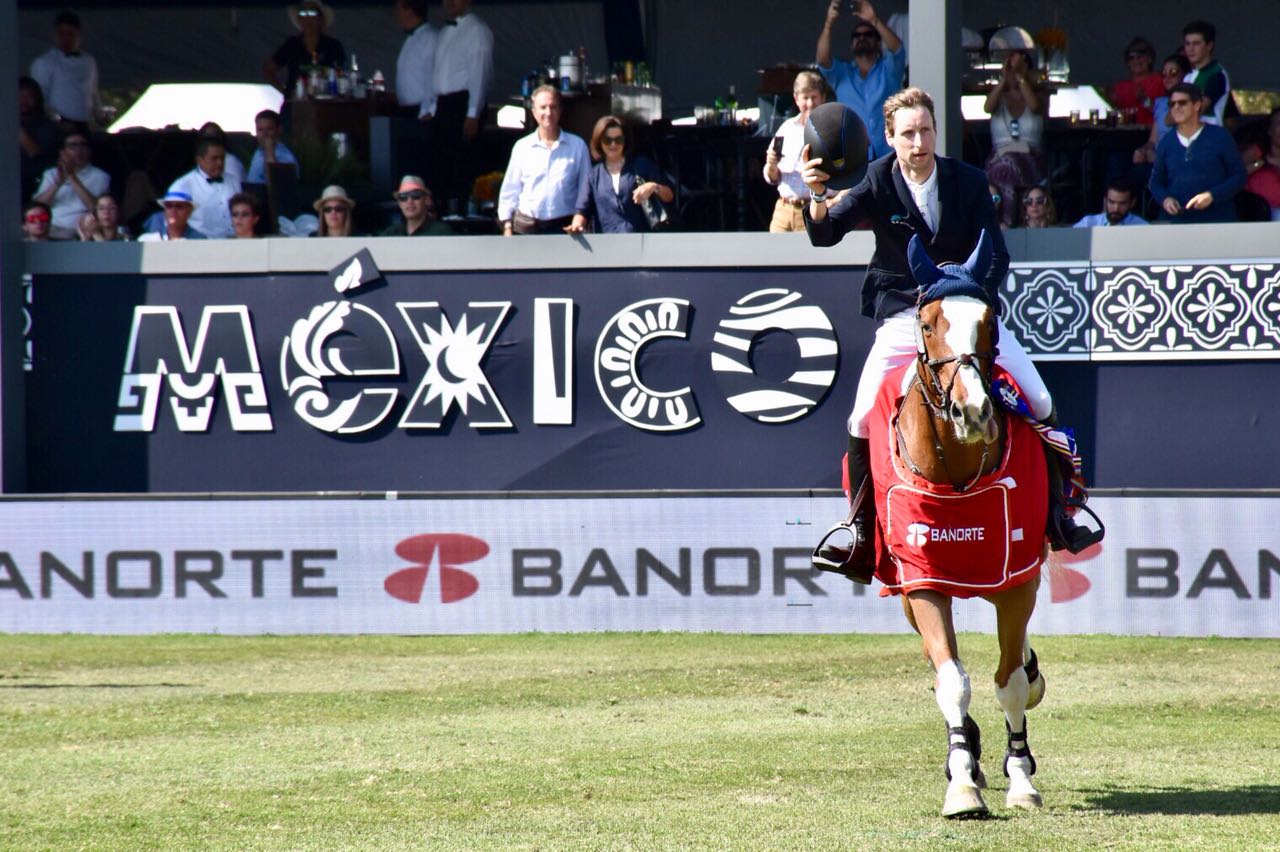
[940,296,994,441]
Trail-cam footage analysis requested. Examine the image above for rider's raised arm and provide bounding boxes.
[804,176,873,247]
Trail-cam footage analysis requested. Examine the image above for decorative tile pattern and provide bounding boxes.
[1001,261,1280,361]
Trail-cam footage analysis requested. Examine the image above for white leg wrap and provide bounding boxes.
[935,659,971,728]
[995,666,1029,735]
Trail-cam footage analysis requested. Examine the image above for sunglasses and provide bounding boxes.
[602,135,625,146]
[396,190,427,202]
[322,205,348,214]
[1169,98,1194,108]
[1023,196,1047,206]
[25,213,50,224]
[297,8,320,17]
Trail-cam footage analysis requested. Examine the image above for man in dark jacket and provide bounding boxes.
[804,87,1099,582]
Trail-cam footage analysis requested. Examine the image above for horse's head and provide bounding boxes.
[908,231,1001,446]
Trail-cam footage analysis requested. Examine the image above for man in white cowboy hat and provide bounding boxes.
[169,136,242,238]
[263,0,346,96]
[137,190,207,241]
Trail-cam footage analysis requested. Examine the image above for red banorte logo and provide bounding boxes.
[1048,541,1103,603]
[384,533,486,604]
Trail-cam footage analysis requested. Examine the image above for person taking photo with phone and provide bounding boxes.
[764,70,827,232]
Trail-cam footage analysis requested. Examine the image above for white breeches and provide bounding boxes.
[847,309,1053,438]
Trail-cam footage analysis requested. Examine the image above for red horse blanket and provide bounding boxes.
[867,364,1047,598]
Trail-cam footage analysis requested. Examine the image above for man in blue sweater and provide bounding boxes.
[1149,82,1245,224]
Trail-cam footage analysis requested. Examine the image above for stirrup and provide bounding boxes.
[811,521,874,584]
[944,715,987,789]
[1002,718,1037,777]
[1049,497,1105,554]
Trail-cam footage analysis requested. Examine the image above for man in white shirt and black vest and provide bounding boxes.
[422,0,493,207]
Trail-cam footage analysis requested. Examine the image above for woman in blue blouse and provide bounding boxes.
[573,115,674,233]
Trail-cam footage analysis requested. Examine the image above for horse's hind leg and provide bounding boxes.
[988,580,1043,810]
[905,590,988,819]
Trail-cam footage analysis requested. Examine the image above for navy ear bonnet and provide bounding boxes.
[909,229,995,307]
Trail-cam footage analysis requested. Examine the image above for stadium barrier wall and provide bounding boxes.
[0,493,1276,637]
[18,227,1280,492]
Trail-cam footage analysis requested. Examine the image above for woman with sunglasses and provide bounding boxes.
[573,115,673,234]
[983,49,1046,227]
[312,184,358,237]
[1018,186,1057,228]
[263,1,345,97]
[1110,37,1163,126]
[1148,81,1244,224]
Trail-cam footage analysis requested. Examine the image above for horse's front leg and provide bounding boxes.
[905,590,988,819]
[987,579,1043,809]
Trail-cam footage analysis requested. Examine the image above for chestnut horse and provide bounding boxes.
[856,232,1049,818]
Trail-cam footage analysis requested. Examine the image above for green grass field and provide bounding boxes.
[1,633,1278,850]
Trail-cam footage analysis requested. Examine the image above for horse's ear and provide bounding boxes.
[907,235,945,290]
[962,229,994,283]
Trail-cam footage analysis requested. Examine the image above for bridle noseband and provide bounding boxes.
[896,301,1002,492]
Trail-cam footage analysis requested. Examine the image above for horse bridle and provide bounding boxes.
[896,306,1001,492]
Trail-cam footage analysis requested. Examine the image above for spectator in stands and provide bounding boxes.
[984,49,1046,227]
[1073,178,1148,228]
[198,122,247,184]
[32,130,109,239]
[1019,185,1057,228]
[1240,109,1280,220]
[29,10,103,131]
[498,86,589,236]
[229,192,263,239]
[1133,54,1192,167]
[381,175,452,236]
[313,184,357,236]
[1110,37,1163,126]
[247,109,298,184]
[22,201,52,242]
[169,136,242,238]
[76,192,129,241]
[572,115,673,234]
[422,0,493,207]
[763,71,826,233]
[1149,82,1244,224]
[263,1,346,96]
[395,0,436,119]
[18,77,61,202]
[138,190,206,241]
[815,0,903,161]
[1182,20,1230,126]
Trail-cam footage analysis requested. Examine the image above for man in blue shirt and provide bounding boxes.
[247,109,298,184]
[1149,82,1244,224]
[815,0,905,161]
[1072,178,1149,228]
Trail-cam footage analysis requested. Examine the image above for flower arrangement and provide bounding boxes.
[472,171,505,205]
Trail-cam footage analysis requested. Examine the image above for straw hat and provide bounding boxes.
[288,1,335,30]
[313,185,356,212]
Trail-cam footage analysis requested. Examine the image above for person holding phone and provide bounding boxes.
[815,0,904,162]
[764,70,827,232]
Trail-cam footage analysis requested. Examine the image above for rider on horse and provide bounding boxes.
[800,87,1103,581]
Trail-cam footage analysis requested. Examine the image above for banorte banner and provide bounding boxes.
[0,495,1276,637]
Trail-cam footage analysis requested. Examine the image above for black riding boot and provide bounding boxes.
[812,435,877,583]
[1041,439,1104,554]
